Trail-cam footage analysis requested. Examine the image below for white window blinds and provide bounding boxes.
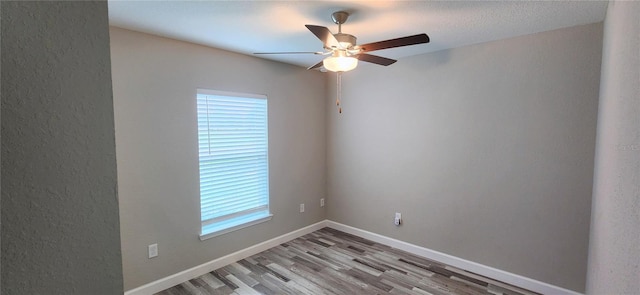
[197,90,271,239]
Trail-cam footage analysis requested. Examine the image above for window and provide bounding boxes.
[196,89,271,240]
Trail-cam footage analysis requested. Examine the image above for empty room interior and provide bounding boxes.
[1,1,639,295]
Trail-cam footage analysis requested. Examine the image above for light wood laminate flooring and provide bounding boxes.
[156,228,538,295]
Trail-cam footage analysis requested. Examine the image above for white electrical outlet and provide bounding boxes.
[300,203,305,213]
[148,243,158,258]
[320,198,325,207]
[394,213,402,226]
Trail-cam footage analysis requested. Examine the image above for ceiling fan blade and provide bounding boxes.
[357,34,430,53]
[307,60,324,70]
[305,25,340,49]
[355,53,397,66]
[254,51,324,55]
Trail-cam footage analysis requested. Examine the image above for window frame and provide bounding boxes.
[196,89,272,240]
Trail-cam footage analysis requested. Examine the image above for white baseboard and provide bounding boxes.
[325,220,583,295]
[125,219,582,295]
[124,220,328,295]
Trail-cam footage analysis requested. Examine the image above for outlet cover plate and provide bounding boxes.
[394,213,402,226]
[148,243,158,258]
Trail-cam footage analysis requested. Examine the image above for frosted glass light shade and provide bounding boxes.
[323,56,358,72]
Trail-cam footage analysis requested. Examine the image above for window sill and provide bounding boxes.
[199,213,273,241]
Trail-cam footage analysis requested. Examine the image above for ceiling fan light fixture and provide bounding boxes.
[323,54,358,72]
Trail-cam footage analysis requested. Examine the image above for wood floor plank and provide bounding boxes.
[224,274,260,295]
[156,228,539,295]
[372,252,437,278]
[345,267,394,292]
[222,264,259,288]
[209,270,238,290]
[303,249,346,271]
[259,249,295,268]
[381,268,432,290]
[267,263,331,295]
[259,272,300,294]
[283,260,351,295]
[199,273,226,289]
[380,278,416,295]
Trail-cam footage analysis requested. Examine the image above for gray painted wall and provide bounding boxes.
[1,1,123,294]
[587,1,640,294]
[109,28,327,290]
[327,23,602,292]
[0,2,2,288]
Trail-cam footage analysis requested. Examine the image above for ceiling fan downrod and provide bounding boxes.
[331,11,349,33]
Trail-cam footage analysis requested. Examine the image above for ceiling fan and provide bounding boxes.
[255,11,430,72]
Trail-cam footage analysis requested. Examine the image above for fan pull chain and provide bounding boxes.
[336,72,342,113]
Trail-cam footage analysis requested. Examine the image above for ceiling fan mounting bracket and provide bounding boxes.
[331,11,350,25]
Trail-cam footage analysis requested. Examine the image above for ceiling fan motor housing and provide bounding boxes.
[334,33,357,48]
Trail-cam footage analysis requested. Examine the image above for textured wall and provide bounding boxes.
[327,23,602,292]
[109,28,327,290]
[1,1,123,294]
[587,1,640,294]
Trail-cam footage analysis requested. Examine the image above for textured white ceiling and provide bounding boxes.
[108,1,607,69]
